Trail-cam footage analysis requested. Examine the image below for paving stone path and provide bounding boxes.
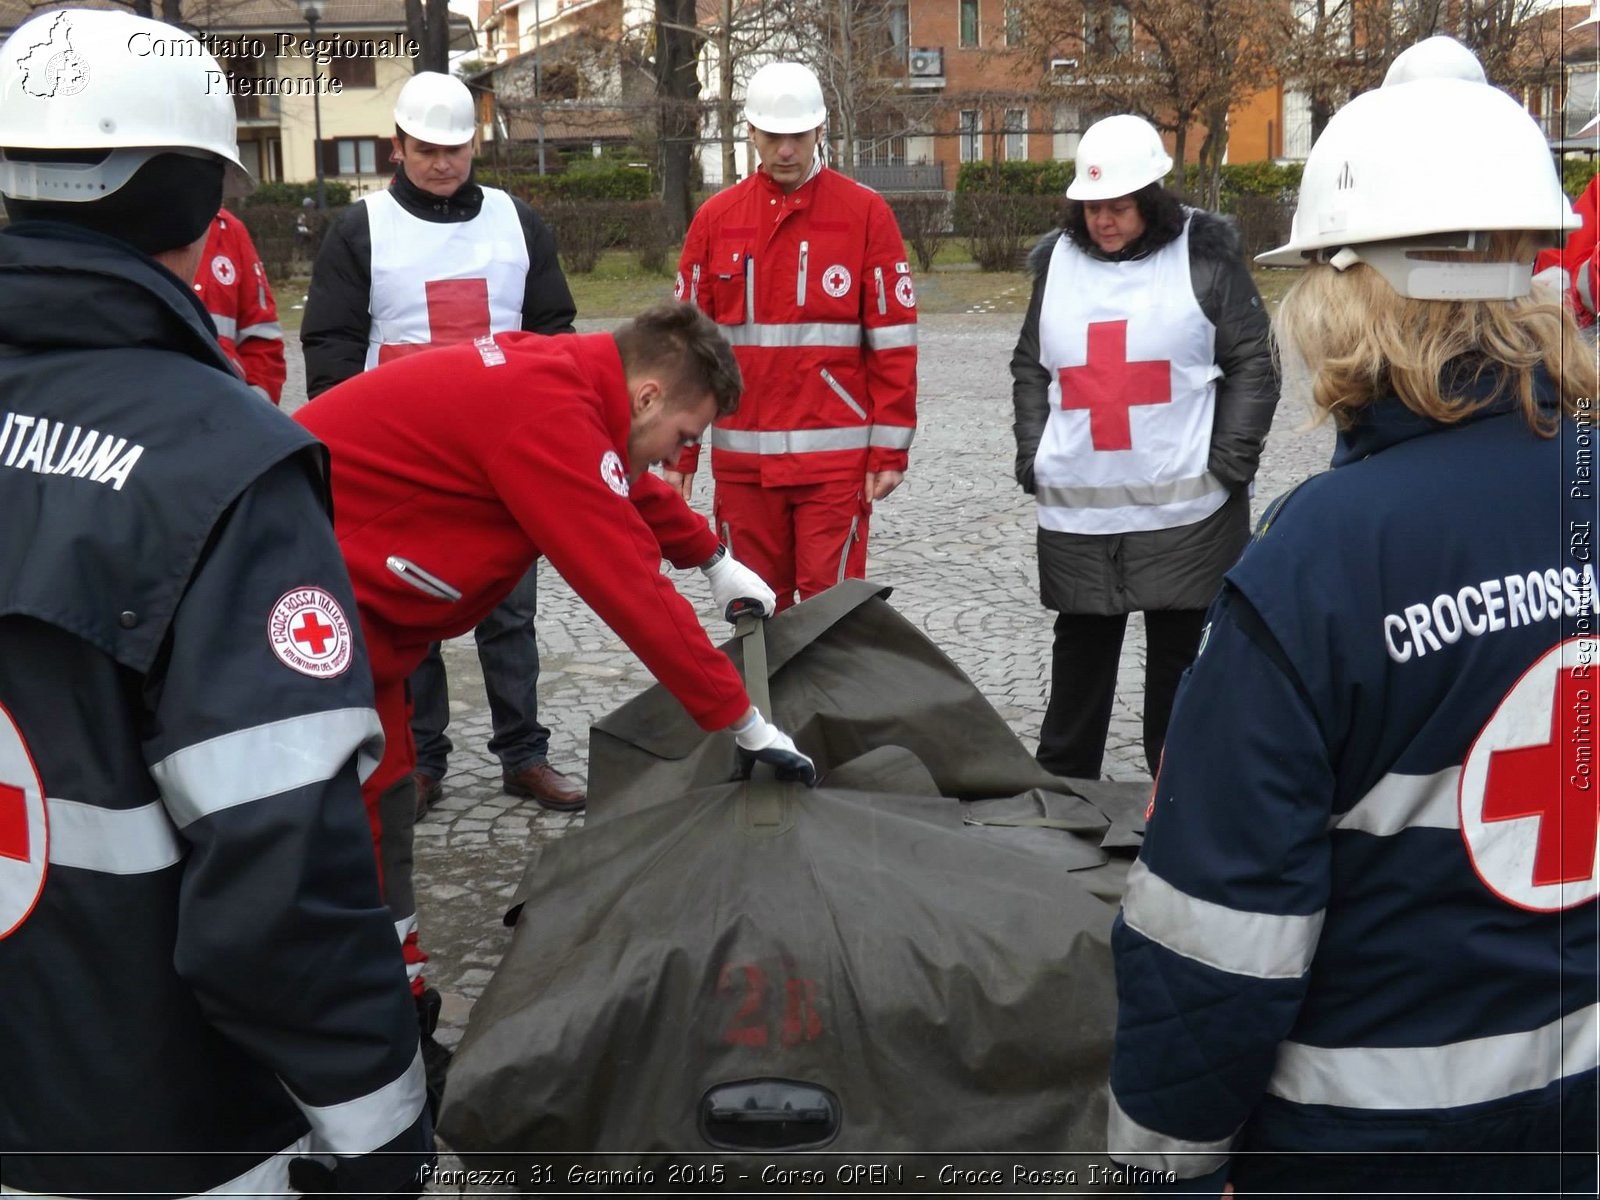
[284,308,1333,1097]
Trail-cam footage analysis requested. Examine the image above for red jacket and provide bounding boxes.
[674,166,917,486]
[193,208,286,402]
[1534,173,1599,327]
[295,332,751,795]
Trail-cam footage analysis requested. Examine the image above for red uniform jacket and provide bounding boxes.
[1534,174,1599,327]
[295,331,751,795]
[674,166,918,486]
[193,208,287,402]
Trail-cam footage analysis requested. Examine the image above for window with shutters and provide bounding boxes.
[326,53,376,90]
[959,0,979,48]
[1003,108,1027,160]
[324,137,385,176]
[958,109,982,162]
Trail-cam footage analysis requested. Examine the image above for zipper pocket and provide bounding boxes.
[797,240,809,306]
[819,368,867,420]
[386,556,463,602]
[874,266,887,316]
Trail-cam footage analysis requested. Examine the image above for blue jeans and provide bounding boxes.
[409,566,550,777]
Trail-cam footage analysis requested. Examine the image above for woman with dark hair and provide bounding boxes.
[1010,113,1278,781]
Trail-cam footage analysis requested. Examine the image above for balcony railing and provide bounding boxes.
[853,162,946,192]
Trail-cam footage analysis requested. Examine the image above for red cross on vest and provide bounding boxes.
[0,781,26,863]
[292,611,336,656]
[377,278,491,364]
[1058,319,1172,451]
[1483,665,1600,887]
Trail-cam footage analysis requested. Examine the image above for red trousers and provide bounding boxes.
[365,679,427,996]
[714,478,870,612]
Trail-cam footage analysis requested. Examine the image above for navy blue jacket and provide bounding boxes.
[1110,369,1599,1192]
[0,223,431,1197]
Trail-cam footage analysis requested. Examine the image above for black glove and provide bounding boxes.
[732,710,818,786]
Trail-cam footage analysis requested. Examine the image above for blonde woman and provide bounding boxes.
[1108,49,1599,1195]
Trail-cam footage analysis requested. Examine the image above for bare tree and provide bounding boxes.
[1285,0,1554,143]
[1011,0,1293,202]
[405,0,451,73]
[655,0,705,237]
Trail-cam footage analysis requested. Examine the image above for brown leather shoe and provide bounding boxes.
[503,762,587,812]
[414,772,442,820]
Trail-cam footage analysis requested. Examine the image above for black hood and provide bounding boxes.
[0,222,233,374]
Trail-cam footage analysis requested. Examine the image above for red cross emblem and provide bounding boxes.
[0,701,48,939]
[291,612,336,656]
[1057,319,1172,451]
[378,277,492,364]
[1460,637,1600,911]
[268,587,353,679]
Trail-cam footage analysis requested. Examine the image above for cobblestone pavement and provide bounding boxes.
[283,310,1334,1070]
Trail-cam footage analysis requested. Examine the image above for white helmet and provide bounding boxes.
[1067,114,1174,200]
[394,71,476,146]
[744,62,827,135]
[1257,75,1575,299]
[1382,36,1487,87]
[0,9,250,201]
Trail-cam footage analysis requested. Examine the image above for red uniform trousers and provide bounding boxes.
[714,478,870,612]
[365,675,428,996]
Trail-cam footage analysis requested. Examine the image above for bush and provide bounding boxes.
[478,164,654,206]
[886,194,950,273]
[245,180,352,209]
[955,159,1074,195]
[629,201,671,274]
[1563,158,1597,202]
[232,204,333,281]
[540,199,670,274]
[952,192,1058,271]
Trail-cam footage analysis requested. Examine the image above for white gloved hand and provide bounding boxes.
[731,708,818,786]
[701,547,777,620]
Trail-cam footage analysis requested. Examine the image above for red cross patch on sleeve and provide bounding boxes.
[268,588,354,679]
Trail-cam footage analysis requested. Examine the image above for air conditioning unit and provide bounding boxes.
[908,47,943,77]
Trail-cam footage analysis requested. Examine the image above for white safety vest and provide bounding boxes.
[1033,216,1228,535]
[363,186,529,370]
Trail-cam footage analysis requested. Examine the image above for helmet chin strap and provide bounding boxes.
[1323,235,1534,300]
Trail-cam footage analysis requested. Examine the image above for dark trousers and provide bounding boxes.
[1036,608,1207,779]
[409,565,550,778]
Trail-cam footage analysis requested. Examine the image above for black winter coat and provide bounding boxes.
[1010,210,1278,614]
[301,169,577,397]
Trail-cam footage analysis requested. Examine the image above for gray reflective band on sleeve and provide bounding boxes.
[209,314,238,340]
[1121,859,1323,980]
[1107,1093,1234,1178]
[869,425,915,450]
[1036,472,1225,510]
[718,322,864,349]
[289,1047,428,1156]
[46,797,182,875]
[865,324,918,350]
[1268,1003,1600,1111]
[237,321,284,341]
[1333,768,1461,835]
[711,426,872,454]
[152,707,386,828]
